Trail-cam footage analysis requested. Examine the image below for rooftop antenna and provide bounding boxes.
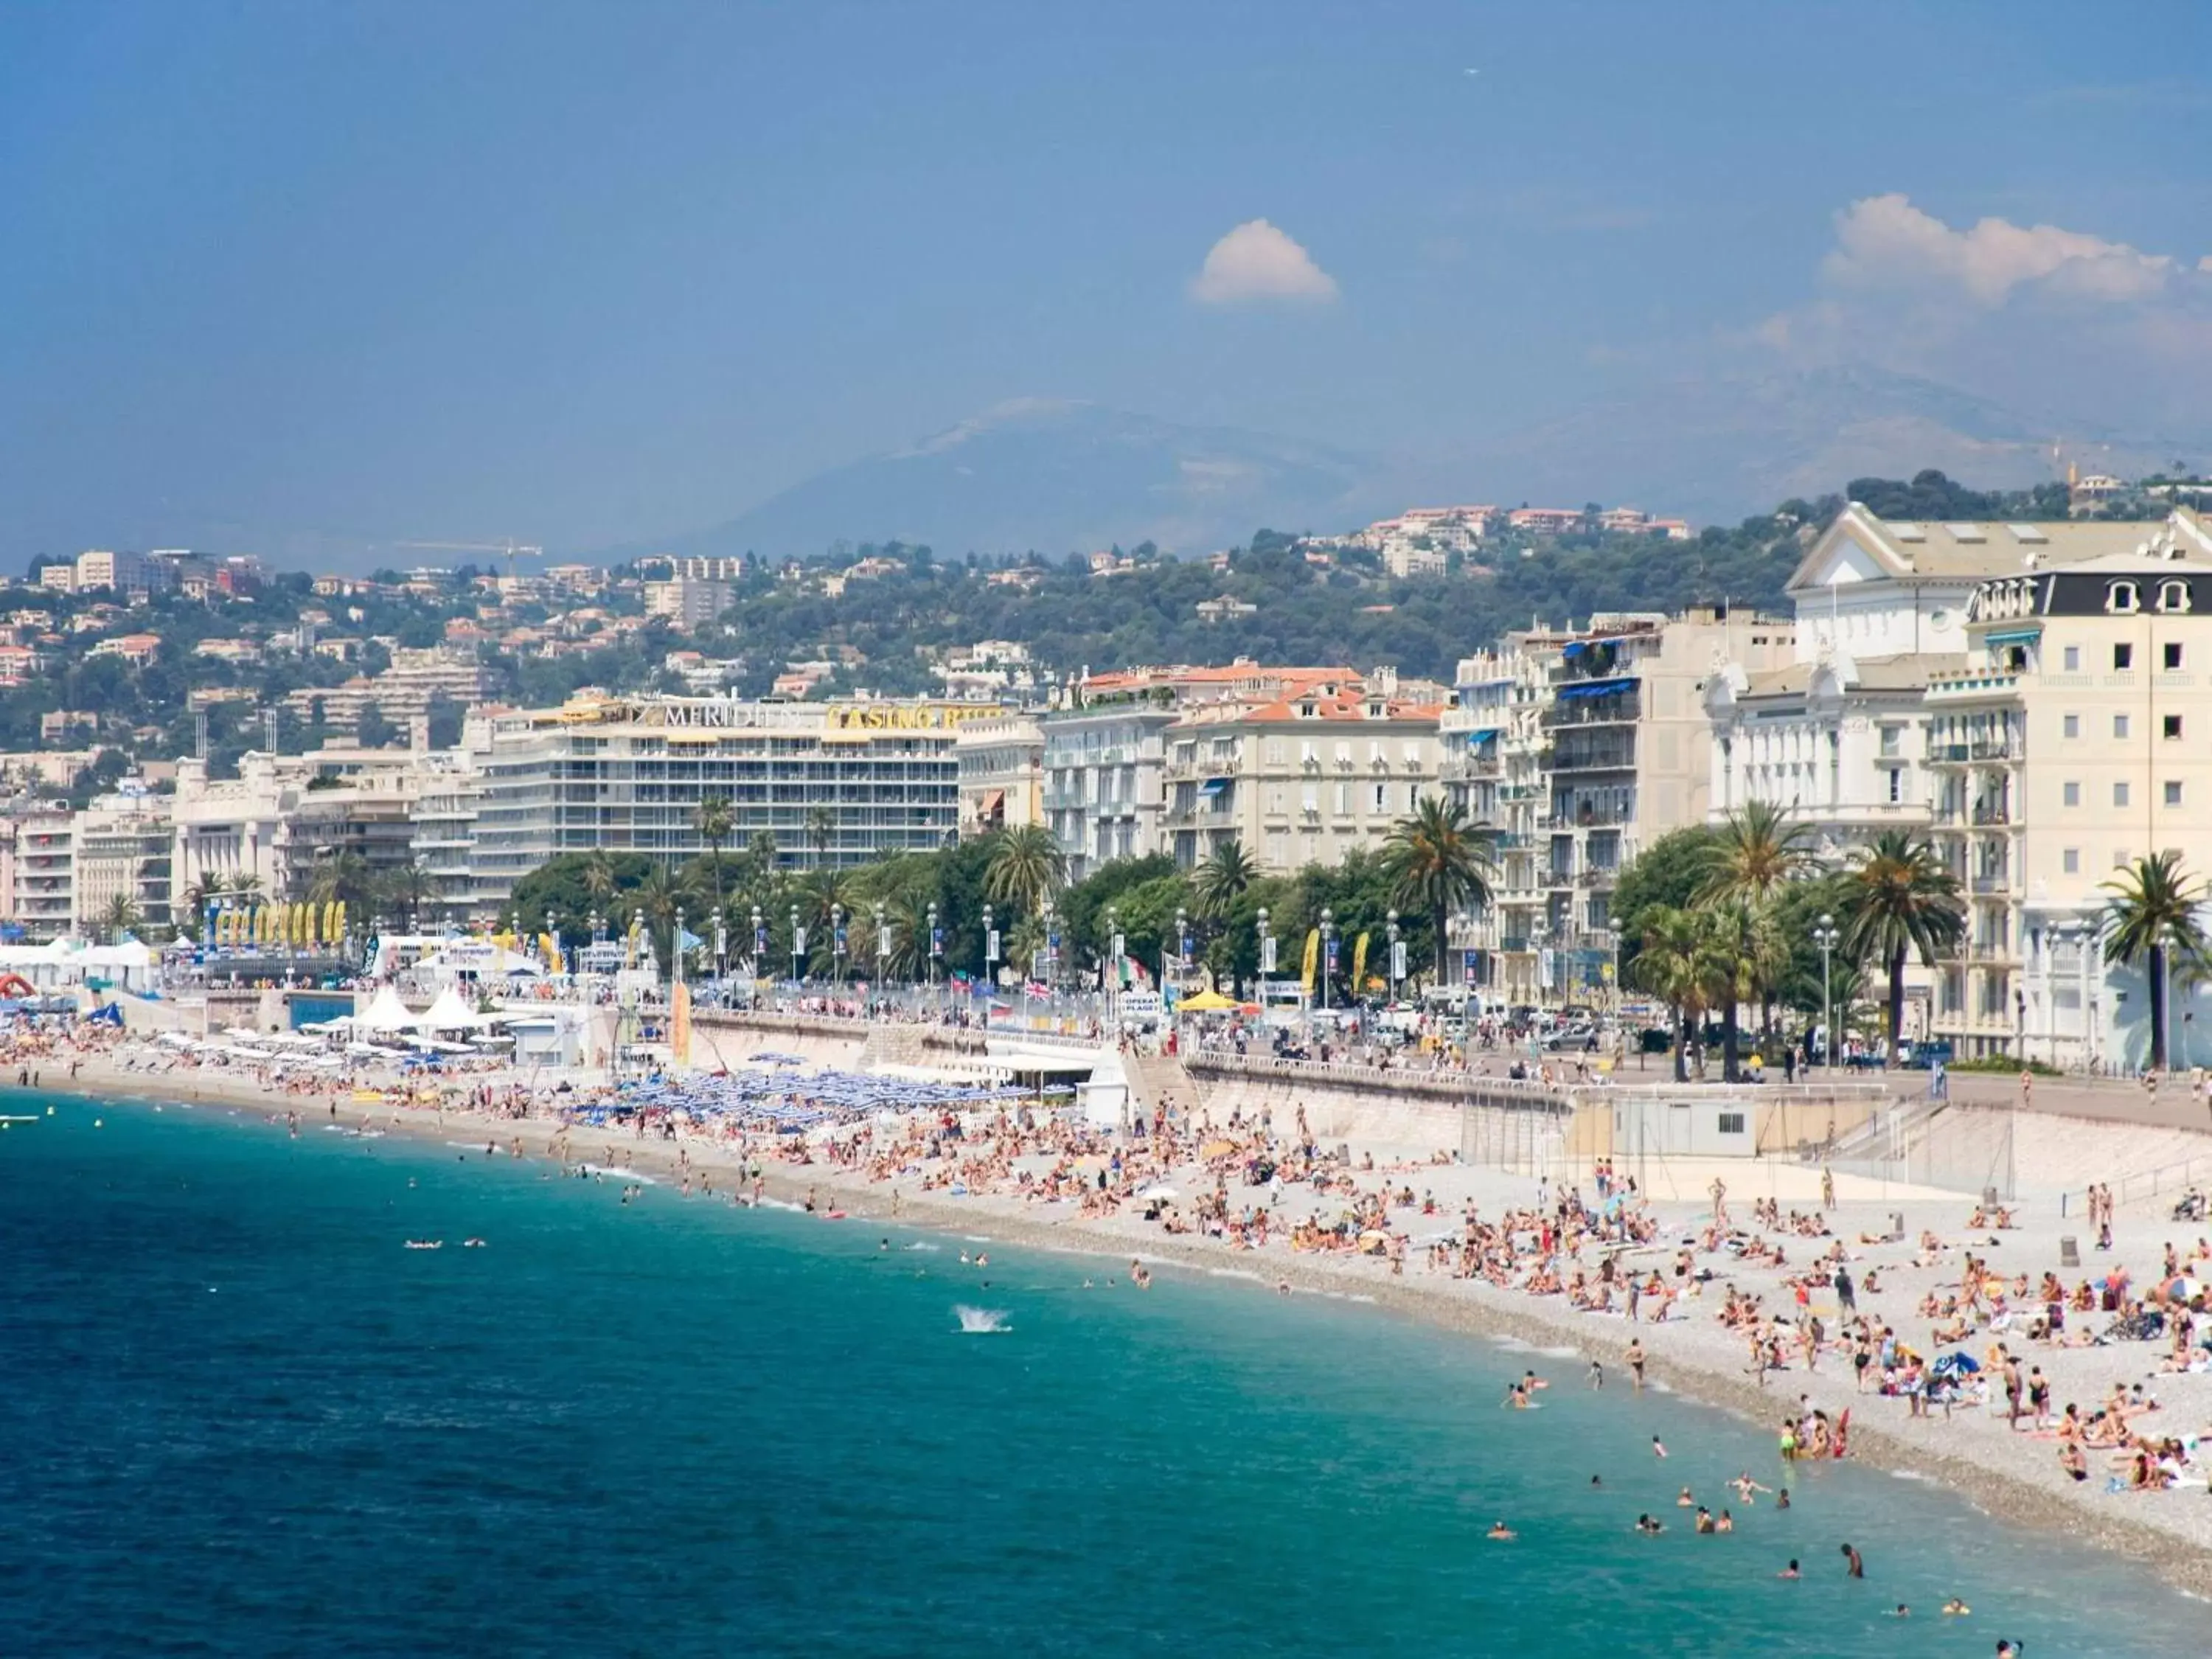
[194,710,209,761]
[263,709,279,753]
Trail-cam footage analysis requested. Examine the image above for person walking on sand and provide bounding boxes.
[1821,1166,1836,1211]
[1710,1177,1728,1228]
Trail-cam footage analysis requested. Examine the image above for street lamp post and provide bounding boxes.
[1319,907,1335,1015]
[750,905,765,991]
[927,902,940,1002]
[1106,905,1121,1025]
[1812,911,1840,1073]
[1042,897,1057,996]
[831,903,846,987]
[1256,907,1272,1019]
[790,905,802,985]
[1386,908,1401,1005]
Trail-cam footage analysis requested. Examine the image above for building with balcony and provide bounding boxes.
[1441,632,1577,1006]
[467,695,980,911]
[1925,509,2212,1065]
[954,713,1044,838]
[1038,662,1352,880]
[1705,503,2109,855]
[1157,668,1447,874]
[72,794,173,936]
[12,810,77,942]
[1541,607,1790,989]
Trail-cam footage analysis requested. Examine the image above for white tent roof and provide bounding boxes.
[422,987,492,1029]
[354,984,422,1033]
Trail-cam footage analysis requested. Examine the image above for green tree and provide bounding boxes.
[982,824,1066,921]
[804,803,838,866]
[1839,830,1964,1068]
[1191,838,1258,923]
[1380,796,1491,978]
[696,794,734,908]
[1610,827,1718,982]
[1627,906,1720,1081]
[102,892,142,945]
[2101,850,2209,1073]
[1695,801,1816,906]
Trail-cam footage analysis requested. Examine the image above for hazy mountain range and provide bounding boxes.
[592,369,2204,568]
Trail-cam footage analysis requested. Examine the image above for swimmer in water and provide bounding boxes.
[1941,1599,1970,1616]
[1634,1514,1664,1535]
[1485,1520,1515,1540]
[1676,1486,1695,1507]
[1841,1543,1865,1579]
[1714,1509,1734,1534]
[1651,1436,1667,1458]
[1775,1489,1791,1509]
[1778,1559,1800,1579]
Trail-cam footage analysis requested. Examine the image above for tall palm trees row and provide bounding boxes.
[1632,804,2212,1074]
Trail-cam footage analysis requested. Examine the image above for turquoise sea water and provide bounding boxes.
[0,1097,2200,1658]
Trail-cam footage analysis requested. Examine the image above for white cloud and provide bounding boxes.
[1822,193,2178,307]
[1189,219,1339,305]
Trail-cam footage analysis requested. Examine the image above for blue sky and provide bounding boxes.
[3,0,2209,565]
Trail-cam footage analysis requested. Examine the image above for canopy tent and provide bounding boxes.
[421,987,493,1030]
[1176,989,1237,1012]
[352,984,422,1033]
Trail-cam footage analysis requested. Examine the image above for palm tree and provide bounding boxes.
[1697,801,1818,1045]
[379,858,434,920]
[581,849,618,908]
[1192,839,1257,922]
[1629,906,1720,1081]
[1694,801,1817,905]
[1703,900,1784,1083]
[2102,850,2209,1073]
[984,824,1065,920]
[633,863,691,972]
[306,852,375,914]
[883,887,934,981]
[696,795,734,906]
[795,866,847,975]
[1839,829,1964,1068]
[102,892,142,945]
[804,803,838,867]
[1380,796,1492,978]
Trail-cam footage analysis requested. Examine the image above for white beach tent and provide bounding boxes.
[421,987,492,1031]
[353,984,422,1034]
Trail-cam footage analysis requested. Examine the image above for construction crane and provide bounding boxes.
[399,539,545,580]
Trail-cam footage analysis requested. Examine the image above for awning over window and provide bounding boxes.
[1983,627,2042,646]
[1466,727,1503,743]
[1199,778,1229,796]
[1557,676,1636,700]
[980,789,1005,818]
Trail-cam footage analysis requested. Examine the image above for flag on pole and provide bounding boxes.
[1301,928,1318,993]
[1352,931,1369,995]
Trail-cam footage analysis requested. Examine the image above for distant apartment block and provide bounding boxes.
[644,576,734,628]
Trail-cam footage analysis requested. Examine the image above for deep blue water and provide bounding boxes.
[0,1096,2201,1657]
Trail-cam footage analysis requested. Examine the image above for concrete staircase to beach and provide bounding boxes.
[1126,1050,1206,1125]
[858,1025,929,1072]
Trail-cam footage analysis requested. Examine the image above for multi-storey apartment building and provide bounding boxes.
[281,646,497,729]
[1926,509,2212,1066]
[643,577,735,628]
[72,794,173,936]
[953,713,1045,838]
[1441,631,1576,1006]
[467,694,981,910]
[1541,607,1790,992]
[1040,663,1353,880]
[13,810,77,942]
[1158,669,1447,873]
